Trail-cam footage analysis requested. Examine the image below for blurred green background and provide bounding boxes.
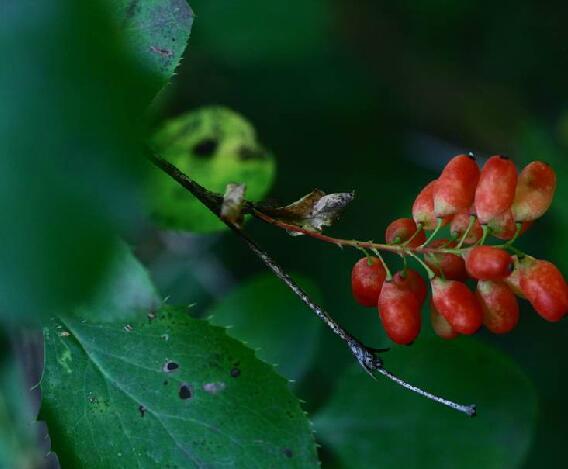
[3,0,568,467]
[143,1,568,467]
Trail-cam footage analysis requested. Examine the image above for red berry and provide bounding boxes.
[430,300,458,339]
[431,278,483,334]
[393,269,427,305]
[487,209,532,240]
[450,212,483,245]
[476,280,519,334]
[434,155,480,217]
[378,281,421,345]
[512,161,557,222]
[412,180,451,231]
[474,155,518,224]
[424,240,467,280]
[518,257,568,322]
[504,257,525,298]
[464,246,513,280]
[385,218,426,247]
[351,257,386,307]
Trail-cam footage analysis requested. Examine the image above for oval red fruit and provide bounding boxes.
[385,218,426,247]
[393,269,427,305]
[430,300,458,339]
[412,180,442,231]
[476,280,519,334]
[378,281,421,345]
[474,155,518,224]
[464,246,513,280]
[424,240,467,280]
[351,257,386,307]
[431,278,483,334]
[519,257,568,322]
[434,155,480,217]
[511,161,557,222]
[450,212,483,245]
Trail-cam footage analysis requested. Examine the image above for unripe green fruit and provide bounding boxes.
[148,107,275,232]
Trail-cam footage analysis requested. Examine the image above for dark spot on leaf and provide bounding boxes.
[124,0,140,22]
[283,448,293,458]
[179,383,193,400]
[139,405,146,418]
[163,361,179,373]
[230,367,241,378]
[193,139,218,158]
[238,145,265,161]
[163,380,169,385]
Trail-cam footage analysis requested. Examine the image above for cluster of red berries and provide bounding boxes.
[351,154,568,345]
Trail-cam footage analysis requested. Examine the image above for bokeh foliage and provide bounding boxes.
[2,0,568,467]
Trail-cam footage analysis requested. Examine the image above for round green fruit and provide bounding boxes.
[148,106,275,233]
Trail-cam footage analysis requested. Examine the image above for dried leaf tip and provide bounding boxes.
[221,183,246,225]
[260,189,354,233]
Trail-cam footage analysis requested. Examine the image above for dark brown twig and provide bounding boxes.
[149,153,476,417]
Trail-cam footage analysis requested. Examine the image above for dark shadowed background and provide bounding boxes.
[143,1,568,467]
[3,0,568,467]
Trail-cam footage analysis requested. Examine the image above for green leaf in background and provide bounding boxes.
[0,0,162,320]
[40,307,318,467]
[0,344,40,468]
[189,0,331,65]
[148,106,276,232]
[314,338,537,469]
[208,273,321,382]
[111,0,194,89]
[74,242,161,322]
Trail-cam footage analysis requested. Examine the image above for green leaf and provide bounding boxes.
[314,338,537,469]
[208,274,321,382]
[0,345,40,468]
[148,106,276,233]
[0,0,160,320]
[75,242,161,322]
[40,307,319,467]
[111,0,194,88]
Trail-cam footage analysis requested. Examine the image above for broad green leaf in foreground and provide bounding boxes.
[314,338,537,469]
[0,342,40,468]
[148,106,276,233]
[111,0,194,89]
[0,0,159,320]
[40,307,318,467]
[208,273,321,382]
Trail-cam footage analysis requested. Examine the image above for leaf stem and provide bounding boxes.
[407,252,436,279]
[370,248,392,281]
[456,215,476,249]
[401,223,423,247]
[421,218,444,247]
[505,222,524,247]
[478,224,490,245]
